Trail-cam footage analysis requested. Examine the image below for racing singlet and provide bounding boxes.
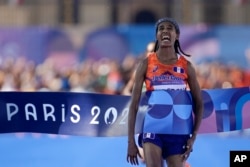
[145,53,188,91]
[139,53,193,135]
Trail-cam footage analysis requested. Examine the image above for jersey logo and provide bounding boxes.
[152,66,158,72]
[173,66,184,73]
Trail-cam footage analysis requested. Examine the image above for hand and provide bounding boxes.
[127,141,142,165]
[182,135,195,161]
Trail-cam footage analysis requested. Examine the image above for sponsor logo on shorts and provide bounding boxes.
[143,133,155,139]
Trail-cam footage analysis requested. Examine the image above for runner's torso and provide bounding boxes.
[145,53,188,91]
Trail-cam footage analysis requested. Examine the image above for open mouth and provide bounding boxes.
[161,35,170,42]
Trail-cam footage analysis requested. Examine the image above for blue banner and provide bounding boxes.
[0,87,250,136]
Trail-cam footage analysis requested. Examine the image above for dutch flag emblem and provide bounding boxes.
[173,66,184,73]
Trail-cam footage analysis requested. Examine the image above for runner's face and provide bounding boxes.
[156,22,179,48]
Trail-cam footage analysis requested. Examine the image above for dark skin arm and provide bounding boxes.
[182,61,204,160]
[127,57,148,165]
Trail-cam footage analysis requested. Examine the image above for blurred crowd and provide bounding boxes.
[0,53,249,94]
[195,61,250,89]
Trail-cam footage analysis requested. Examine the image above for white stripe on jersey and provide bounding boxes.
[153,84,186,90]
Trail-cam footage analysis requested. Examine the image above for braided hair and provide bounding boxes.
[153,17,190,57]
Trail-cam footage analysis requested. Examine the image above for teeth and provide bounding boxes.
[162,35,170,40]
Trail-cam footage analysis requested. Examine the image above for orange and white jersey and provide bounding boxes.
[145,53,188,91]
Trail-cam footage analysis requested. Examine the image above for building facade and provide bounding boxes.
[0,0,249,26]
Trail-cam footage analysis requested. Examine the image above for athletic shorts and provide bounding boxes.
[138,133,190,159]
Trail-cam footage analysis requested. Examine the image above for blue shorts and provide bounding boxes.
[138,133,190,159]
